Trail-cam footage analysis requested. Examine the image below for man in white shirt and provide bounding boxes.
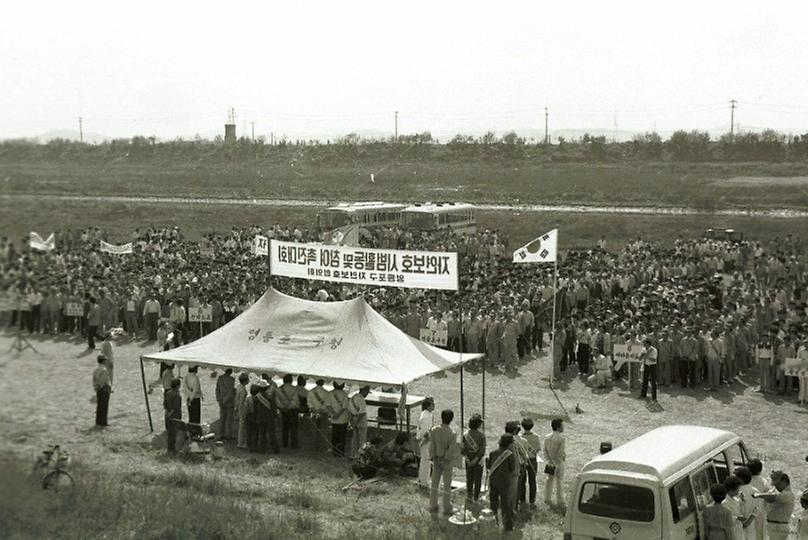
[543,418,566,507]
[587,347,613,388]
[417,398,435,487]
[183,366,202,424]
[639,337,659,402]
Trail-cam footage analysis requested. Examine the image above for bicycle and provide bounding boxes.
[33,445,75,494]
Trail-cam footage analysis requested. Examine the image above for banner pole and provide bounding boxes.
[550,256,558,389]
[140,357,154,432]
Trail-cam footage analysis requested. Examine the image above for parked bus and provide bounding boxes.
[401,202,476,234]
[316,202,407,232]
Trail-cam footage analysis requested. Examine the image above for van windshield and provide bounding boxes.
[578,482,655,522]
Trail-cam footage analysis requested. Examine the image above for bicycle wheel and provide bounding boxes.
[42,469,75,493]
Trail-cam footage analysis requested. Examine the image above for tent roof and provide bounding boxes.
[142,288,481,386]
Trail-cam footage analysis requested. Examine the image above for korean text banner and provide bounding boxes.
[100,240,133,254]
[270,240,458,290]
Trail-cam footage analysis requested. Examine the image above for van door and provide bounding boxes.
[572,480,661,539]
[690,464,715,537]
[667,476,699,540]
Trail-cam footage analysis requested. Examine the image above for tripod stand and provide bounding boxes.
[7,326,38,354]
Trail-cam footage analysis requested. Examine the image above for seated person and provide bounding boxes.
[587,347,613,388]
[380,432,418,477]
[352,435,384,479]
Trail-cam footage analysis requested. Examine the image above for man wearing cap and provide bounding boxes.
[639,337,659,402]
[143,292,161,341]
[680,327,699,388]
[705,330,725,391]
[656,328,673,386]
[348,385,370,459]
[753,471,795,540]
[92,355,111,427]
[487,434,516,532]
[215,368,236,441]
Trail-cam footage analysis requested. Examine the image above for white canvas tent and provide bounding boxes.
[142,288,481,386]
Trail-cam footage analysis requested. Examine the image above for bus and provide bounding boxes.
[316,202,407,232]
[401,202,476,234]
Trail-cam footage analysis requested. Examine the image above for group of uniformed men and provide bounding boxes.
[160,366,373,457]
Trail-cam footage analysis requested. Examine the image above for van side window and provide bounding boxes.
[669,477,696,523]
[724,444,745,469]
[691,466,713,510]
[712,451,730,482]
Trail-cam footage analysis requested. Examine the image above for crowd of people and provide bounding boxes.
[2,224,807,404]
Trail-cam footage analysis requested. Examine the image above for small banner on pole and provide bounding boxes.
[188,306,213,323]
[513,229,557,263]
[612,341,645,372]
[419,328,448,347]
[269,239,459,290]
[100,240,133,254]
[30,232,55,252]
[253,235,269,256]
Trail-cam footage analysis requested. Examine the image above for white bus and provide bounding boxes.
[316,202,407,232]
[401,202,476,234]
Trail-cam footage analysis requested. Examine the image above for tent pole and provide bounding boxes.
[140,357,154,432]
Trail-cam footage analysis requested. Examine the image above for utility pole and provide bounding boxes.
[78,117,83,143]
[251,121,255,142]
[544,107,549,145]
[730,99,737,138]
[394,111,399,142]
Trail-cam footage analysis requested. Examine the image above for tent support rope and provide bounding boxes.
[140,357,154,432]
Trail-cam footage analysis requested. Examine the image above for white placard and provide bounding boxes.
[188,306,213,323]
[269,240,459,291]
[65,302,83,317]
[420,328,448,346]
[253,235,268,256]
[613,341,645,371]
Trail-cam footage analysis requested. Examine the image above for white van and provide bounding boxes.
[563,425,751,540]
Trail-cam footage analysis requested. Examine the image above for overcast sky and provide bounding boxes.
[3,0,808,141]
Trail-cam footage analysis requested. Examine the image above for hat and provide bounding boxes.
[256,379,270,388]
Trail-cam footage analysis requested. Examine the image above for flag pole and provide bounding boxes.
[550,255,558,389]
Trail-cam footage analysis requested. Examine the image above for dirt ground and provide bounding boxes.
[1,328,806,538]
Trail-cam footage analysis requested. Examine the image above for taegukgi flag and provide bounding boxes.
[513,229,557,263]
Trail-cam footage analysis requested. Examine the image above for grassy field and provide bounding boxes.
[1,330,806,539]
[3,158,808,209]
[2,198,808,251]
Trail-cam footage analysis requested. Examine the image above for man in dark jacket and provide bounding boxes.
[486,434,516,532]
[163,378,182,454]
[254,380,279,454]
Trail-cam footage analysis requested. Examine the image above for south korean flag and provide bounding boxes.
[513,228,558,263]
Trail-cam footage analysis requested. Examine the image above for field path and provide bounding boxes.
[3,193,808,218]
